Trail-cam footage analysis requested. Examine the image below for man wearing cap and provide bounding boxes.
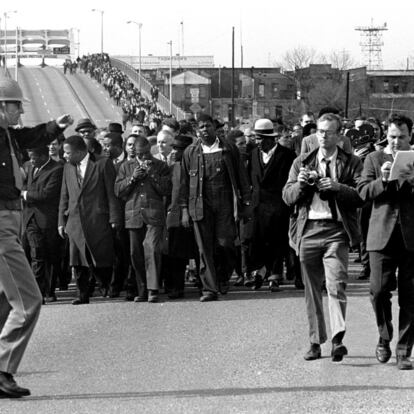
[179,114,251,302]
[108,122,124,136]
[245,119,296,292]
[75,118,97,141]
[283,113,363,362]
[0,76,73,397]
[22,146,64,303]
[115,137,172,303]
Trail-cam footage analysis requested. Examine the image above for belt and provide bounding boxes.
[0,198,22,211]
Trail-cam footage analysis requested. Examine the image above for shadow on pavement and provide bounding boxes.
[14,384,414,402]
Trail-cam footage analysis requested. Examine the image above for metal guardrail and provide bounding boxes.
[110,57,186,120]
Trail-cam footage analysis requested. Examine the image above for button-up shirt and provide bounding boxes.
[261,144,277,165]
[201,137,222,154]
[78,152,90,179]
[308,148,341,221]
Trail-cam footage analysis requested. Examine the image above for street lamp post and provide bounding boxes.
[91,9,104,54]
[168,40,172,114]
[127,21,142,93]
[3,10,17,70]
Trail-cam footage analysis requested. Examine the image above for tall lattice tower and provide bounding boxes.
[355,20,388,70]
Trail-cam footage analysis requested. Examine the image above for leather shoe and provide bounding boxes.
[200,294,217,302]
[72,298,89,305]
[269,280,280,292]
[148,291,159,303]
[396,355,413,370]
[168,290,184,299]
[375,342,391,363]
[243,273,255,288]
[304,343,321,361]
[0,372,30,398]
[331,343,348,362]
[294,277,304,290]
[233,275,244,286]
[46,295,57,303]
[134,295,148,303]
[219,281,229,295]
[253,272,264,290]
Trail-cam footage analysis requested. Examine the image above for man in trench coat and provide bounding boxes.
[58,135,122,304]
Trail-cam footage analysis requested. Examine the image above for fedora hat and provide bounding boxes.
[75,118,96,132]
[254,118,277,137]
[108,122,124,134]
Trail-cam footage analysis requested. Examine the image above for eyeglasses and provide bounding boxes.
[316,129,337,137]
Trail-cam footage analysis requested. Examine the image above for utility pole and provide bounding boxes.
[127,21,143,93]
[91,9,104,54]
[15,26,19,81]
[231,26,235,127]
[4,11,18,70]
[345,72,350,118]
[168,40,173,114]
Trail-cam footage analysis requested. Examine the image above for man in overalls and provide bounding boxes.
[179,115,251,302]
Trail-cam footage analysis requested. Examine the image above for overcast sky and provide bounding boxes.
[4,0,414,69]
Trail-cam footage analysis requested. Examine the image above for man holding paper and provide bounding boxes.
[358,114,414,370]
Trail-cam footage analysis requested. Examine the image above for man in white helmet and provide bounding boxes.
[0,76,73,398]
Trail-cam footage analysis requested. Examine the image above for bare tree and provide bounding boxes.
[281,46,319,71]
[328,49,356,71]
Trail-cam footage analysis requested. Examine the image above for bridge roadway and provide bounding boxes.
[1,257,413,413]
[17,66,123,135]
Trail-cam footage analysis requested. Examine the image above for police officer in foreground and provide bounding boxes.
[0,76,73,398]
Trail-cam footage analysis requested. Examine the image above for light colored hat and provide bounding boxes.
[254,118,277,137]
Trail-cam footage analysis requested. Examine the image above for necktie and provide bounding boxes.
[323,159,338,221]
[76,164,83,187]
[6,130,23,190]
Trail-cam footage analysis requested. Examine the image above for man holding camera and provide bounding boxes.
[283,113,363,362]
[115,136,171,303]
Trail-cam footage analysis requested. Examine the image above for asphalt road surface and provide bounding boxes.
[2,258,413,413]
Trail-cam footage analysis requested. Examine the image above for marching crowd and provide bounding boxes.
[1,63,414,399]
[19,102,414,371]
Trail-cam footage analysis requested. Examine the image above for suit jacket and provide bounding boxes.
[58,153,122,267]
[114,156,171,228]
[250,145,296,212]
[301,133,352,155]
[357,150,414,251]
[282,147,363,254]
[179,138,251,221]
[23,159,63,230]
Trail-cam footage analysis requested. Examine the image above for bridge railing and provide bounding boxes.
[110,57,186,121]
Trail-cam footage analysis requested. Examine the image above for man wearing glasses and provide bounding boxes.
[283,113,363,362]
[179,114,251,302]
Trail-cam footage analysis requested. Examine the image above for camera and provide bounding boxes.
[306,170,320,186]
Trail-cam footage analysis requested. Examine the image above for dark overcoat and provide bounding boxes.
[23,159,63,230]
[58,154,122,267]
